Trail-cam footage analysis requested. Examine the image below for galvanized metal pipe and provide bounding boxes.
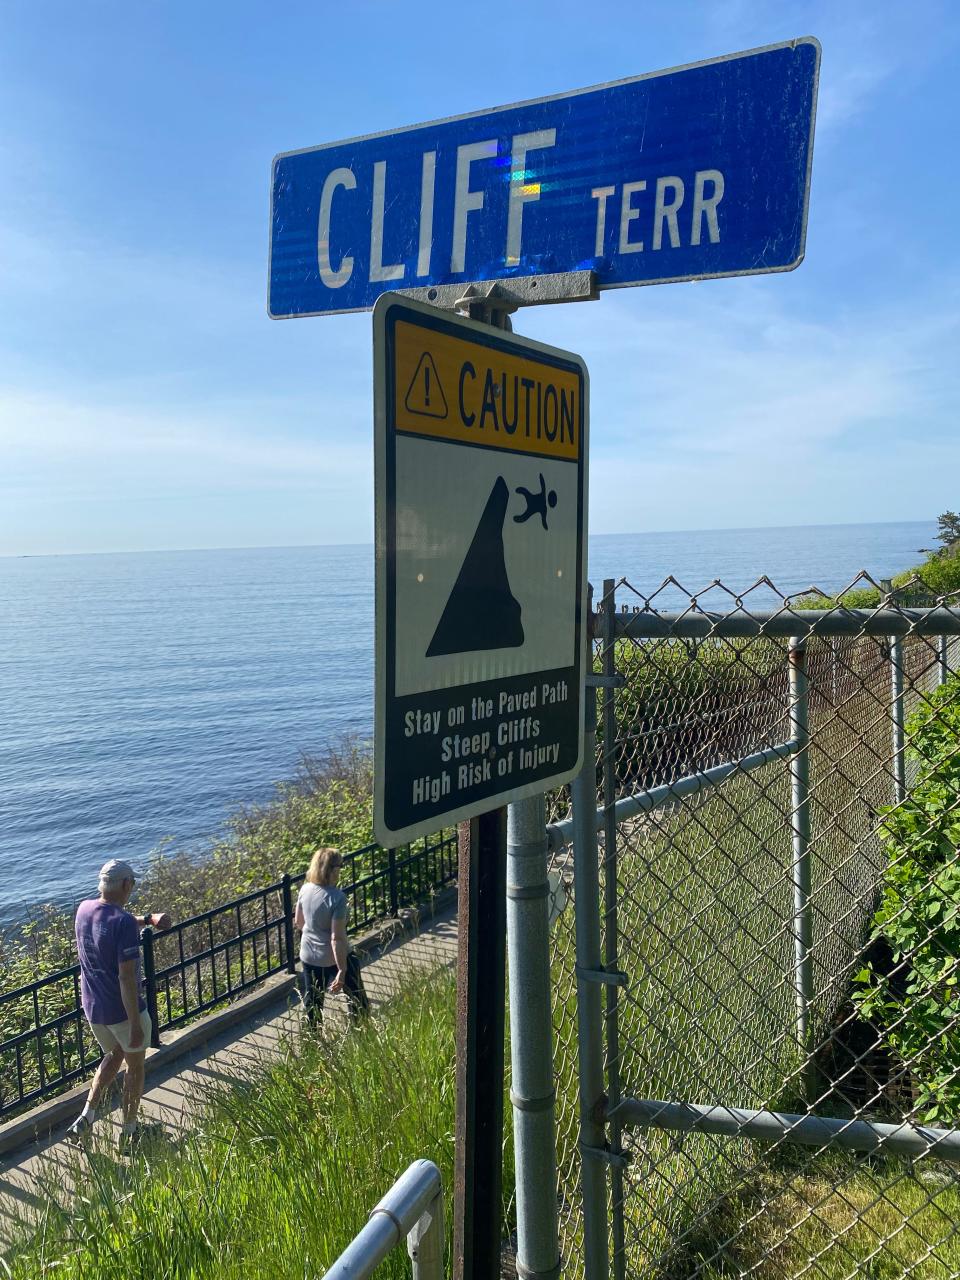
[571,686,610,1280]
[890,634,906,804]
[880,581,907,808]
[614,606,960,640]
[595,586,627,1280]
[599,581,627,1280]
[788,639,813,1069]
[547,737,800,853]
[322,1159,444,1280]
[612,1098,960,1164]
[506,793,561,1280]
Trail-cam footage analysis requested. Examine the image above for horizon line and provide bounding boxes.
[0,516,936,561]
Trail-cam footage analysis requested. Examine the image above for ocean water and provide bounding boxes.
[0,520,933,922]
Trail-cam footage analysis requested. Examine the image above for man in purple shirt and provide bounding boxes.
[66,859,171,1153]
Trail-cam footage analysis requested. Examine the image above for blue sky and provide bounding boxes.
[1,1,958,555]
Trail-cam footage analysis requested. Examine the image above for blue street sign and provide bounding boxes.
[269,38,820,319]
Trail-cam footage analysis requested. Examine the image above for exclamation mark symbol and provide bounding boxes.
[404,352,447,419]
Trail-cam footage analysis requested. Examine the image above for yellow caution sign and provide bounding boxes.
[374,294,588,846]
[394,319,580,460]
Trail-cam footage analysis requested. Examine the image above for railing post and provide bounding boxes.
[788,637,813,1077]
[571,668,610,1280]
[140,926,162,1048]
[506,791,561,1280]
[938,633,950,687]
[322,1159,443,1280]
[407,1184,445,1280]
[281,874,297,975]
[389,847,400,916]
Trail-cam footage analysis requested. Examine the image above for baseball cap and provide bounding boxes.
[98,858,136,889]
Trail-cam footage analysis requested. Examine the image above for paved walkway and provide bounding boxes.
[0,908,458,1248]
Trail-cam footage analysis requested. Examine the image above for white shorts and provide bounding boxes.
[89,1008,152,1055]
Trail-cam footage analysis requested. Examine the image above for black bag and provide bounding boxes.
[344,949,370,1016]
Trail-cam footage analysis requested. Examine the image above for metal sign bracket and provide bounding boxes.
[397,270,599,325]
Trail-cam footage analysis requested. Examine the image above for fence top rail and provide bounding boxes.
[612,605,960,640]
[127,830,456,937]
[0,961,80,1005]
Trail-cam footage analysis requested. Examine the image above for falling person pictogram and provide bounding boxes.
[426,476,524,657]
[513,474,558,531]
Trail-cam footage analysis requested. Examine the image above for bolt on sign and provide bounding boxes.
[373,295,588,846]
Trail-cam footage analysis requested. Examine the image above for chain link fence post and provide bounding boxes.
[507,792,562,1280]
[788,637,813,1083]
[600,580,627,1280]
[571,665,610,1280]
[883,581,907,803]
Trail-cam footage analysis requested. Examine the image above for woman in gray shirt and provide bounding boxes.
[295,847,365,1024]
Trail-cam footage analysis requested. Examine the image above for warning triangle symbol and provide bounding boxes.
[404,352,449,420]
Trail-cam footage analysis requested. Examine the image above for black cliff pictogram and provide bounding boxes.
[426,475,524,657]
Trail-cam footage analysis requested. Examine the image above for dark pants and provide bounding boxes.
[300,956,369,1025]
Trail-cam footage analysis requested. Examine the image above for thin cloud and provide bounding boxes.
[0,387,369,480]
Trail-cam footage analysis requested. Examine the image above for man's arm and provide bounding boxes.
[118,957,144,1051]
[134,911,172,930]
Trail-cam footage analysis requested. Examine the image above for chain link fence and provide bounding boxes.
[547,575,960,1280]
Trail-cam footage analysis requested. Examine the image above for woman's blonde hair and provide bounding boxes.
[305,846,343,887]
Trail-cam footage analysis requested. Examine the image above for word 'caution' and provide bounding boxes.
[395,320,579,459]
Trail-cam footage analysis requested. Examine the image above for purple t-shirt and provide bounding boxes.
[75,899,145,1025]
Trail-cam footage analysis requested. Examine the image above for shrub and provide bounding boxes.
[854,675,960,1122]
[795,526,960,611]
[896,544,960,598]
[139,739,375,923]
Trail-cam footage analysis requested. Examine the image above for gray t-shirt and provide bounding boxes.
[297,882,348,967]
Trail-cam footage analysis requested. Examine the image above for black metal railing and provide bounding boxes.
[0,829,457,1121]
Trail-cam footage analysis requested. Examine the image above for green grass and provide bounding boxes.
[11,973,469,1280]
[676,1155,960,1279]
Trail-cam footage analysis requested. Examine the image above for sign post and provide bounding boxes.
[453,804,507,1280]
